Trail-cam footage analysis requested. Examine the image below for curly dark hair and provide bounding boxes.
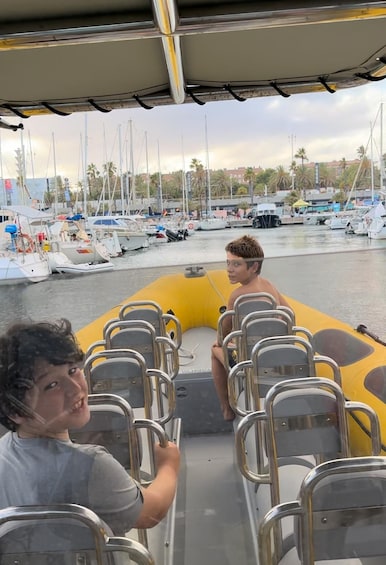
[225,235,264,274]
[0,318,84,431]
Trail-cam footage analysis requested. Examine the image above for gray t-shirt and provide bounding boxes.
[0,432,143,535]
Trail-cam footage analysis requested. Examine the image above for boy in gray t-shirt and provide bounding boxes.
[0,318,180,535]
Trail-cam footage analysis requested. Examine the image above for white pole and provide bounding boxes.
[83,114,88,216]
[145,131,150,206]
[129,120,136,207]
[370,121,375,203]
[119,124,124,214]
[0,131,6,205]
[204,114,211,215]
[380,102,384,194]
[20,128,27,205]
[28,130,35,179]
[181,135,187,216]
[52,132,58,214]
[157,140,163,213]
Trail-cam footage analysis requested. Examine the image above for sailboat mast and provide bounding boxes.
[157,140,163,213]
[370,121,375,203]
[129,120,136,208]
[83,114,88,216]
[119,124,124,214]
[181,135,188,217]
[145,131,150,209]
[380,103,384,195]
[0,131,6,206]
[204,115,211,216]
[52,132,58,215]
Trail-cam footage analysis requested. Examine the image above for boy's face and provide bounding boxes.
[12,359,90,440]
[226,251,256,285]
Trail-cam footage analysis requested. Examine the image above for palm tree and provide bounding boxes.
[357,145,366,160]
[190,158,206,217]
[294,147,309,198]
[244,167,256,205]
[268,165,291,192]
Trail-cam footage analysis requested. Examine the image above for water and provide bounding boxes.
[1,224,385,338]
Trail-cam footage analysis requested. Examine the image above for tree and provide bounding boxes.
[211,169,230,198]
[244,167,256,205]
[268,165,291,192]
[190,158,206,217]
[294,147,309,198]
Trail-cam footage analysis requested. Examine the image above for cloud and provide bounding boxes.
[0,82,384,188]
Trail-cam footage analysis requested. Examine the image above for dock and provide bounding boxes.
[280,215,304,225]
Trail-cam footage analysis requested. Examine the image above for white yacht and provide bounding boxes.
[87,215,150,251]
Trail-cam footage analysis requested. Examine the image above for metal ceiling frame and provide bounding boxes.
[0,1,385,116]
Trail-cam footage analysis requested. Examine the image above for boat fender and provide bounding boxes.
[16,233,34,253]
[356,324,386,346]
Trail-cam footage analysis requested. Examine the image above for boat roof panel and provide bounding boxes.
[0,1,385,117]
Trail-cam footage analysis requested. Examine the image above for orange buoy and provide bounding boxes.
[16,233,35,253]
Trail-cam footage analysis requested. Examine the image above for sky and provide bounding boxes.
[0,81,385,189]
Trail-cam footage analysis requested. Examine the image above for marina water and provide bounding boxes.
[1,224,385,339]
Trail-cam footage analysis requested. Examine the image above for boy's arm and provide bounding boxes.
[134,441,180,529]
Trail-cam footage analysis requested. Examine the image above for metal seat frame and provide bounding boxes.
[0,503,154,565]
[83,348,176,426]
[258,456,386,565]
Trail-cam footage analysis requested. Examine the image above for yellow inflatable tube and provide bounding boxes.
[76,268,386,455]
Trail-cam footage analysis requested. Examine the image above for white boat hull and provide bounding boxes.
[196,218,228,231]
[48,251,114,275]
[50,240,111,264]
[0,252,51,285]
[367,217,386,239]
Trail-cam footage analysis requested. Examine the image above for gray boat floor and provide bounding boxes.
[173,327,257,564]
[175,432,256,565]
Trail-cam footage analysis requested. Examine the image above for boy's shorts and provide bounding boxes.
[227,348,238,368]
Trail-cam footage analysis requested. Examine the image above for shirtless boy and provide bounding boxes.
[211,235,291,420]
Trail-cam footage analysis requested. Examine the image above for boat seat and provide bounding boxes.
[0,503,154,565]
[119,300,182,350]
[69,393,180,554]
[236,377,380,485]
[69,393,144,479]
[236,378,381,560]
[83,349,175,425]
[228,335,341,415]
[223,310,311,372]
[218,292,291,345]
[258,456,386,565]
[101,319,179,380]
[70,393,170,484]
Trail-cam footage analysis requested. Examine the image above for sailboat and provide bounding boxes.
[0,205,51,284]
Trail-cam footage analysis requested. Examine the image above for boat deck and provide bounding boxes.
[175,433,256,565]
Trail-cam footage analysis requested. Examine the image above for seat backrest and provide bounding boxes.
[236,378,381,510]
[299,456,386,562]
[217,292,279,344]
[233,292,278,324]
[104,320,160,370]
[120,300,164,334]
[239,310,294,361]
[251,335,316,399]
[69,394,142,475]
[84,349,150,409]
[0,504,154,564]
[119,300,182,349]
[258,456,386,565]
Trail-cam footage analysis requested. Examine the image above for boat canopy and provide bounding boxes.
[0,1,385,118]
